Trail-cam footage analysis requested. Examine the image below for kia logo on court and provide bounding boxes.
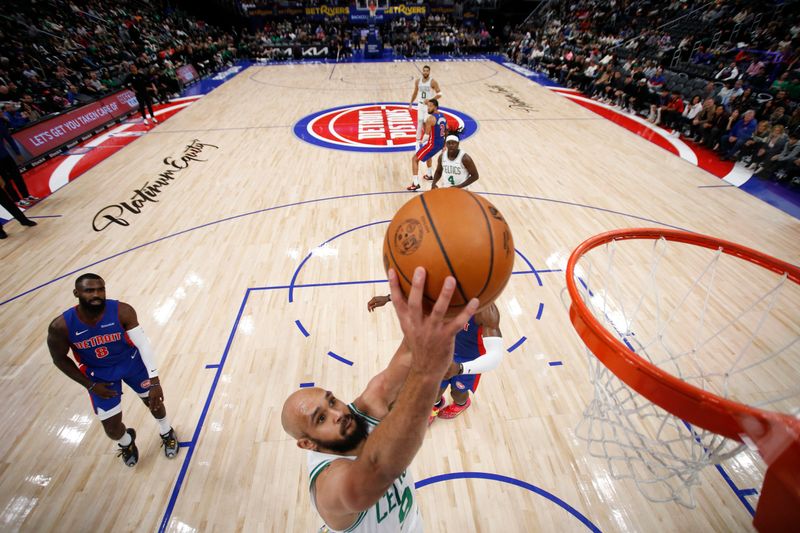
[293,103,478,153]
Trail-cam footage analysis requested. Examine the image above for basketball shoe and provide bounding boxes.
[117,428,139,467]
[428,396,446,426]
[161,428,179,458]
[438,397,471,419]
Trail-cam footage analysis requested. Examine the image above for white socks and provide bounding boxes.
[411,175,420,186]
[118,431,132,447]
[156,416,172,436]
[426,167,433,178]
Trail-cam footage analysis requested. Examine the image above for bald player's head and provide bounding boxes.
[281,387,369,454]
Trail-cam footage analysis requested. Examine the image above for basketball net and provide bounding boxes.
[566,229,800,530]
[368,1,377,20]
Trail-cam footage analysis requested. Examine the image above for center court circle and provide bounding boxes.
[293,102,478,153]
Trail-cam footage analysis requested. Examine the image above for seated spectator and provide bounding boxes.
[749,124,787,169]
[706,105,731,148]
[679,95,704,136]
[719,109,757,160]
[647,66,666,93]
[770,106,789,127]
[739,120,772,163]
[658,91,686,133]
[715,61,740,81]
[19,95,44,122]
[770,72,791,94]
[2,103,29,130]
[690,98,717,142]
[755,129,800,181]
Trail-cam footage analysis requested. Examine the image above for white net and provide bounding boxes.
[571,235,800,507]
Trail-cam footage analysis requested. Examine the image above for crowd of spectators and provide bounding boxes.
[0,0,237,134]
[505,0,800,187]
[388,14,497,57]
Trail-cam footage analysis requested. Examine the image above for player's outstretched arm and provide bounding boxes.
[314,269,479,521]
[458,153,480,189]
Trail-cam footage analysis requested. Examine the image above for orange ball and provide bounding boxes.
[383,188,514,316]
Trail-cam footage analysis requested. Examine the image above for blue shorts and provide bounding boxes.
[441,372,482,393]
[416,139,443,162]
[82,355,151,420]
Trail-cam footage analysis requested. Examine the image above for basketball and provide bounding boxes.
[383,188,514,316]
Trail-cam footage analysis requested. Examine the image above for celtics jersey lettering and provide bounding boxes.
[307,403,423,532]
[417,78,433,104]
[441,149,470,188]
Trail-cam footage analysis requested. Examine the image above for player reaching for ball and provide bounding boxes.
[282,268,478,532]
[47,273,179,467]
[407,98,447,192]
[368,296,503,424]
[431,132,479,190]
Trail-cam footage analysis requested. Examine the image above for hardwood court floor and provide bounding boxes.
[0,60,798,532]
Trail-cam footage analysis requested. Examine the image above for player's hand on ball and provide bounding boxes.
[388,267,478,379]
[367,295,390,312]
[91,382,118,399]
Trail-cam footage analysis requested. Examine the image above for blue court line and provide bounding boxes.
[28,214,63,218]
[507,336,527,353]
[327,351,354,366]
[288,220,390,303]
[159,288,251,532]
[513,248,543,287]
[204,364,219,369]
[548,361,564,367]
[178,441,192,448]
[1,190,690,307]
[295,319,310,337]
[536,302,545,320]
[299,382,315,388]
[416,472,601,532]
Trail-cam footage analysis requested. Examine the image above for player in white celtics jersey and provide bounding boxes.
[408,65,442,181]
[282,268,479,533]
[431,133,480,190]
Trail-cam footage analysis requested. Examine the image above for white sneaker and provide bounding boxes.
[143,118,149,125]
[152,117,159,124]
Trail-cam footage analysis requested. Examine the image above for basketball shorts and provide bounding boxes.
[416,103,428,127]
[82,354,151,420]
[441,372,481,393]
[415,139,443,162]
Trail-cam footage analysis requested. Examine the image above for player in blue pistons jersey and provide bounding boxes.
[407,98,448,191]
[47,273,179,467]
[368,296,504,424]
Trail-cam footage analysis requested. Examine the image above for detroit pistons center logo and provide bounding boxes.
[294,102,478,152]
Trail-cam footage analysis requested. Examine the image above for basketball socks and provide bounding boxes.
[156,416,172,436]
[426,167,433,178]
[412,175,420,186]
[118,430,133,447]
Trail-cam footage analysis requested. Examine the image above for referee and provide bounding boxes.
[125,64,158,125]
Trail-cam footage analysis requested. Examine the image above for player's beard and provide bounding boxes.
[79,296,106,315]
[314,413,369,454]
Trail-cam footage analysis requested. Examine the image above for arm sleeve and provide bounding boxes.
[126,325,158,378]
[461,337,504,375]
